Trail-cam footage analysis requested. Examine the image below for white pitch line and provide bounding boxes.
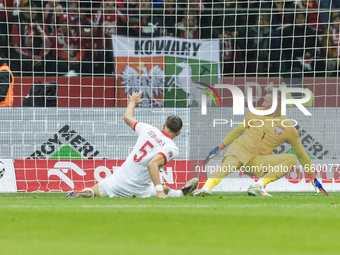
[2,204,214,208]
[2,203,336,209]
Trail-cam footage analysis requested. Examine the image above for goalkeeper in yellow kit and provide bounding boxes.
[195,90,328,197]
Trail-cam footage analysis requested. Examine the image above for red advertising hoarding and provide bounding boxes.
[13,77,117,107]
[14,159,190,192]
[12,77,340,107]
[218,77,340,107]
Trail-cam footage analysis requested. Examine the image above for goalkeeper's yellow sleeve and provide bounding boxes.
[294,144,314,175]
[222,123,246,146]
[288,129,314,176]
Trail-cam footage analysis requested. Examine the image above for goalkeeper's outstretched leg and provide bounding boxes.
[195,155,241,195]
[197,153,298,196]
[247,154,298,196]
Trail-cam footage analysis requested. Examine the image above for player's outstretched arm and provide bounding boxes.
[147,154,167,198]
[123,91,146,129]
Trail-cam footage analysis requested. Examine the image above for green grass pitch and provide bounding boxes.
[1,192,339,255]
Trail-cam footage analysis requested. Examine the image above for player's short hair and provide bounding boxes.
[165,115,183,133]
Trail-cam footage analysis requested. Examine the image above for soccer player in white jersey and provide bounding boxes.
[66,92,198,198]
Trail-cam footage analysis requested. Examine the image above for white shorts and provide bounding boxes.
[98,174,156,198]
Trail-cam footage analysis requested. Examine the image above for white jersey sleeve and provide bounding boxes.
[158,144,178,164]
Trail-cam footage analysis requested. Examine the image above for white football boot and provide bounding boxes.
[247,183,272,197]
[181,178,199,196]
[193,186,212,196]
[66,188,94,198]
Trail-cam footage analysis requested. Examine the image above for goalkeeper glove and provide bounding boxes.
[203,143,226,165]
[311,177,328,196]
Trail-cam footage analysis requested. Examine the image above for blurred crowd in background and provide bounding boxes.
[0,0,340,78]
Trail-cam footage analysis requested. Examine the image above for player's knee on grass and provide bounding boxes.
[207,155,241,179]
[284,154,298,169]
[222,155,242,168]
[218,155,241,175]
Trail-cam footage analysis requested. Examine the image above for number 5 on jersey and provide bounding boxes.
[133,141,154,163]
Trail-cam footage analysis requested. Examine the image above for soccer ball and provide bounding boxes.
[0,161,5,179]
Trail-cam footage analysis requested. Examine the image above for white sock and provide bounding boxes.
[256,181,265,189]
[82,187,94,197]
[167,189,184,197]
[201,187,209,192]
